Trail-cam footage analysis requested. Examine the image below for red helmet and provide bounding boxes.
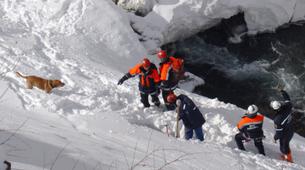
[142,58,151,68]
[167,93,177,103]
[157,50,167,59]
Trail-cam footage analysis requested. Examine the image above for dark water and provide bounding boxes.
[163,14,305,136]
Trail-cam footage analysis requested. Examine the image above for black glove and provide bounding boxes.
[273,134,279,142]
[117,73,131,85]
[159,81,166,89]
[117,79,124,85]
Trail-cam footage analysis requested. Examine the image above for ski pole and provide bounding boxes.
[175,112,180,138]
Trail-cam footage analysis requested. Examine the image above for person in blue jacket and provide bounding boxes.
[167,93,206,141]
[270,88,294,162]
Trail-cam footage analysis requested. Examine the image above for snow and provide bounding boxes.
[0,0,146,72]
[129,0,305,51]
[116,0,156,16]
[292,0,305,22]
[0,0,305,169]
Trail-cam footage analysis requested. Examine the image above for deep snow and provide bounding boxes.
[0,0,305,169]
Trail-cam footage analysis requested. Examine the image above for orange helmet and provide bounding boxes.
[167,93,177,103]
[157,50,167,59]
[142,58,151,69]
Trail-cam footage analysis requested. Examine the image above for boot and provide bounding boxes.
[281,151,293,163]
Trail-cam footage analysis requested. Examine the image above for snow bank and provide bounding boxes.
[130,0,305,51]
[116,0,156,16]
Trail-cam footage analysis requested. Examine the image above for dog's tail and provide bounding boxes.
[16,72,27,79]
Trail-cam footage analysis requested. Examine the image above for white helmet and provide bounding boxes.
[270,101,281,110]
[246,104,258,117]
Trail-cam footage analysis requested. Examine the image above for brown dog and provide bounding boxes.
[16,72,65,93]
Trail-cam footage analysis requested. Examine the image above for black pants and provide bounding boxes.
[140,92,160,108]
[161,90,176,110]
[279,131,294,154]
[235,133,265,155]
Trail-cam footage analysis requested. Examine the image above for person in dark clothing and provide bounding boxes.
[167,93,206,141]
[270,89,294,162]
[235,105,265,155]
[118,58,160,107]
[157,50,184,110]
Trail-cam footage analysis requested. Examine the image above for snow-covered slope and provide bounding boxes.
[1,0,147,72]
[0,0,305,169]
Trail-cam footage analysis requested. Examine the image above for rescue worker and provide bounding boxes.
[270,88,294,163]
[167,93,205,141]
[118,58,160,108]
[235,105,265,155]
[157,50,184,110]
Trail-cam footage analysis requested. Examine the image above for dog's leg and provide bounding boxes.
[26,81,33,89]
[45,84,52,93]
[45,88,52,93]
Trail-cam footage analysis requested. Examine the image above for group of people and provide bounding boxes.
[235,88,294,163]
[117,50,206,141]
[117,50,185,110]
[117,50,295,163]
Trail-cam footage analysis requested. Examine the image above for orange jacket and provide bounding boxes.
[237,114,264,129]
[129,63,160,89]
[159,57,182,90]
[159,61,172,81]
[237,114,264,138]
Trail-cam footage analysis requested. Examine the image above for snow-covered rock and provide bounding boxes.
[130,0,305,51]
[117,0,156,16]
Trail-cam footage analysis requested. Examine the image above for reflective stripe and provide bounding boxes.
[150,91,157,95]
[281,114,291,125]
[183,104,186,110]
[140,90,157,95]
[193,107,197,110]
[275,128,283,131]
[161,84,177,91]
[238,121,263,130]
